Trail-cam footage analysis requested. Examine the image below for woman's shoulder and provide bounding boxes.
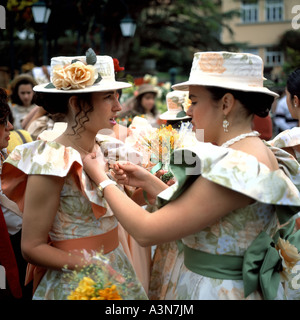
[165,141,300,207]
[268,127,300,149]
[4,140,82,176]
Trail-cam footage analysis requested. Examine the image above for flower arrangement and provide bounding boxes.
[126,119,195,181]
[64,250,145,300]
[68,276,122,300]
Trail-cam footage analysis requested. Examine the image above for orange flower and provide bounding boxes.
[52,61,96,90]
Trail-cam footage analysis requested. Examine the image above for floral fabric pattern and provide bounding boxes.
[150,142,300,300]
[2,140,147,300]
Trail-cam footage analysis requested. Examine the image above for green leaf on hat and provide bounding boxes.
[176,111,187,118]
[86,48,97,65]
[94,73,102,84]
[45,82,56,89]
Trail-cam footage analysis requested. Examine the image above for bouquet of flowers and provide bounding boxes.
[63,250,145,300]
[126,118,196,182]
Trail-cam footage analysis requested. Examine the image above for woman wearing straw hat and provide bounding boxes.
[1,51,147,300]
[83,51,300,300]
[120,83,160,127]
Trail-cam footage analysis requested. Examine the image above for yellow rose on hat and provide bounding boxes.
[52,61,97,90]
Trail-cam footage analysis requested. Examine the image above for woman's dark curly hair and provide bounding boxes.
[35,92,93,136]
[0,88,12,125]
[287,68,300,102]
[205,86,274,118]
[10,74,37,106]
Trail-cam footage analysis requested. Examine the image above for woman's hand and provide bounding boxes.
[111,162,152,189]
[83,150,109,184]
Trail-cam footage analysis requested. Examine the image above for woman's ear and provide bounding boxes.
[294,95,299,108]
[221,93,235,116]
[68,96,79,113]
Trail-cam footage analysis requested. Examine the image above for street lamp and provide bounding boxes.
[120,15,136,37]
[32,1,51,65]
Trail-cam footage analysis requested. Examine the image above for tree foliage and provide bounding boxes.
[0,0,240,76]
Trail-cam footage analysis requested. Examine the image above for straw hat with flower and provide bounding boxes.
[33,49,131,94]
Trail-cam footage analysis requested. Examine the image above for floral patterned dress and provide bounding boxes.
[2,140,148,300]
[150,141,300,300]
[267,127,300,300]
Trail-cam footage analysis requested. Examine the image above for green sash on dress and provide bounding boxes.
[183,220,300,300]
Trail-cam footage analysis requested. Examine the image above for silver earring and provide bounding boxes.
[223,117,229,132]
[295,103,298,108]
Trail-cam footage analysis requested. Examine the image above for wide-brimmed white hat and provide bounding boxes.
[33,49,131,94]
[160,90,191,120]
[172,51,278,98]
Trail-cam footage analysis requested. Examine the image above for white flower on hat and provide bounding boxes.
[52,61,97,90]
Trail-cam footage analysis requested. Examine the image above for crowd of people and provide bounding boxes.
[0,49,300,301]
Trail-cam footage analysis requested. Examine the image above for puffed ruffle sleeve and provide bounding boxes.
[157,142,300,225]
[1,140,115,219]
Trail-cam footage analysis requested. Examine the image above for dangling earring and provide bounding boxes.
[223,116,229,132]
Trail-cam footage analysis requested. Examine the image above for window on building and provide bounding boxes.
[241,0,259,23]
[265,49,284,66]
[243,48,259,56]
[265,0,283,22]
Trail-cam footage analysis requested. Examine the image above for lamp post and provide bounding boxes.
[120,14,136,38]
[32,1,51,65]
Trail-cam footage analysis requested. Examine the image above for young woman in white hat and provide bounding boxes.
[1,51,148,300]
[83,51,300,300]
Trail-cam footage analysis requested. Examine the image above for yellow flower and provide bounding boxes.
[276,238,300,279]
[52,61,97,90]
[97,285,123,300]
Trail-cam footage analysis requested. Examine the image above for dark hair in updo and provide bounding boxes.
[287,68,300,102]
[205,86,274,118]
[0,88,12,124]
[35,92,93,135]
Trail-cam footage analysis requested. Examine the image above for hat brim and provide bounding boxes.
[159,112,191,121]
[172,79,279,98]
[33,79,131,93]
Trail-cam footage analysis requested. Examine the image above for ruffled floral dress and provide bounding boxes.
[150,141,300,300]
[267,127,300,300]
[2,140,148,300]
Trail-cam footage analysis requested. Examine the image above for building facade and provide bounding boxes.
[221,0,299,78]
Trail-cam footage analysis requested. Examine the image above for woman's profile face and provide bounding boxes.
[285,88,298,120]
[87,91,122,132]
[0,117,13,150]
[141,93,156,112]
[187,85,222,143]
[18,84,34,107]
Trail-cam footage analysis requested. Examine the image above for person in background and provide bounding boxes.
[9,74,37,130]
[273,92,298,135]
[83,51,300,300]
[119,83,160,127]
[0,88,32,300]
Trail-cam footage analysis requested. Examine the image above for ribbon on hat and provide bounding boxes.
[243,220,300,300]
